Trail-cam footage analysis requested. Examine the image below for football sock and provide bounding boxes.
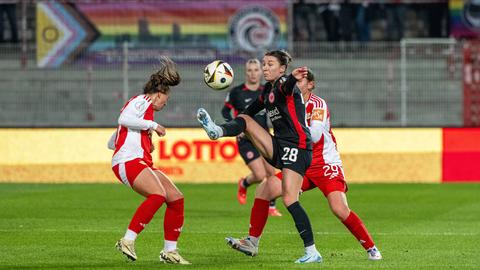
[124,229,138,241]
[220,117,246,136]
[269,200,276,208]
[242,177,251,188]
[249,198,270,238]
[287,201,314,247]
[164,198,184,241]
[342,211,375,250]
[164,240,177,252]
[305,244,318,254]
[247,236,259,246]
[128,194,165,234]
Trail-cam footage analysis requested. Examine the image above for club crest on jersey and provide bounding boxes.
[135,100,146,111]
[268,91,275,103]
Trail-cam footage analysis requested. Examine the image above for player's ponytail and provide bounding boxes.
[144,56,181,94]
[265,50,292,70]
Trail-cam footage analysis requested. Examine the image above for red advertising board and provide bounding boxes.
[442,128,480,181]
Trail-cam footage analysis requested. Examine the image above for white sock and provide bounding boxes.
[124,229,137,241]
[164,240,177,252]
[305,244,317,254]
[215,125,224,137]
[247,236,260,246]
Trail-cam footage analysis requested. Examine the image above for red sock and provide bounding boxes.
[128,194,165,234]
[342,211,375,250]
[249,199,270,238]
[164,198,184,241]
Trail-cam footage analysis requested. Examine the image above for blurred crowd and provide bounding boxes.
[293,0,449,42]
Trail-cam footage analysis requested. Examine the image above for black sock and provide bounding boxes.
[269,200,276,207]
[242,178,250,188]
[220,117,246,136]
[287,201,314,247]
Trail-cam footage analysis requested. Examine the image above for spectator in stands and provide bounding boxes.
[356,1,371,42]
[0,0,18,43]
[385,1,406,41]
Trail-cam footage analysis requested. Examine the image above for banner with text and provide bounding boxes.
[0,128,453,183]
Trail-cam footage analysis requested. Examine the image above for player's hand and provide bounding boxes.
[154,125,166,137]
[292,66,308,81]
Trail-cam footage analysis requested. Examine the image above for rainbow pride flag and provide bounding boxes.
[76,0,288,51]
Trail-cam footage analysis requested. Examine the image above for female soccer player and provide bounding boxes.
[232,71,382,261]
[110,57,190,264]
[198,50,322,263]
[221,58,281,216]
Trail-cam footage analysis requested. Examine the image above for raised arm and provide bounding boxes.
[118,99,158,131]
[280,67,308,95]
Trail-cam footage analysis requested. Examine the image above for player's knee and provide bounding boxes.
[238,114,254,123]
[168,189,184,201]
[281,193,297,207]
[330,203,350,220]
[150,190,167,198]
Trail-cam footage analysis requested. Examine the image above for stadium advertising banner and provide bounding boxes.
[36,0,288,67]
[2,128,478,184]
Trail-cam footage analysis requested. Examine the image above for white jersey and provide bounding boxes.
[111,95,158,167]
[305,93,342,166]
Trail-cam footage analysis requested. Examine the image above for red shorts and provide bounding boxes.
[112,158,155,187]
[276,163,348,197]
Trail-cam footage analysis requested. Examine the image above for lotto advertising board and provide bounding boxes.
[0,128,478,183]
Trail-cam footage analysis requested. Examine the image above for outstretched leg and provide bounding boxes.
[327,191,382,260]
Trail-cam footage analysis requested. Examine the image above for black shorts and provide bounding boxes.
[265,137,312,176]
[237,137,261,165]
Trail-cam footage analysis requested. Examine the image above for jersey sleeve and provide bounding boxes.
[279,74,297,96]
[118,98,158,130]
[221,92,234,121]
[107,131,116,150]
[309,103,328,143]
[242,97,264,117]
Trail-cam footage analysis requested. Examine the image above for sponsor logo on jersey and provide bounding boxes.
[267,107,281,121]
[229,6,280,52]
[245,98,252,103]
[312,108,324,121]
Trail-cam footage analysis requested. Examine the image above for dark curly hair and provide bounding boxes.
[143,56,181,94]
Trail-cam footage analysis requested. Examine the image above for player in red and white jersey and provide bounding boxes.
[108,57,190,264]
[233,70,382,261]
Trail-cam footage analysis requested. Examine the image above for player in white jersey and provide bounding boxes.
[225,70,382,261]
[108,57,190,264]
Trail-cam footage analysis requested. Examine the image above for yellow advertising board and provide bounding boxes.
[0,128,442,183]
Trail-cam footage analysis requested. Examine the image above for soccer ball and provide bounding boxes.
[203,60,234,90]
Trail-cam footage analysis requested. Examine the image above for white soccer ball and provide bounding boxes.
[203,60,234,90]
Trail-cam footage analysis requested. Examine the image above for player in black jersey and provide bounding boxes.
[197,50,321,263]
[221,58,281,217]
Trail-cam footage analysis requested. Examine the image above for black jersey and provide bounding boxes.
[244,75,312,150]
[221,83,268,129]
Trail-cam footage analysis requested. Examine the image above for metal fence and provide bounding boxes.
[0,40,464,127]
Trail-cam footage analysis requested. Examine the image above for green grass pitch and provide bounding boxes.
[1,183,479,269]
